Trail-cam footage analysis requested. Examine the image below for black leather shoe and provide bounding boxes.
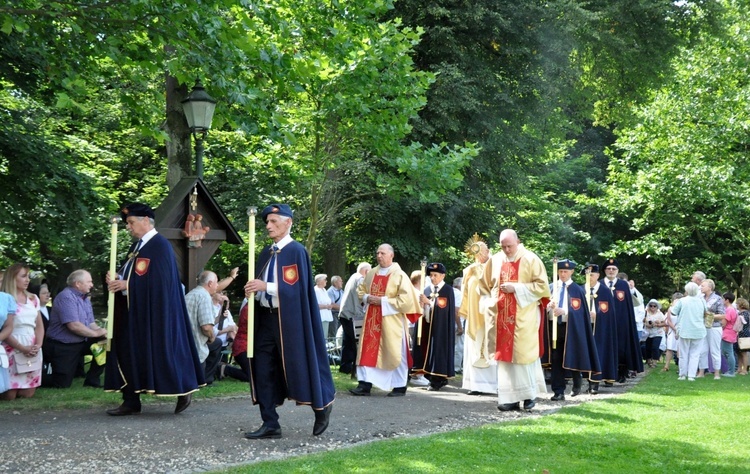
[571,387,582,397]
[175,394,192,414]
[523,399,536,411]
[349,382,372,396]
[427,384,442,391]
[498,402,520,412]
[313,405,332,436]
[617,376,627,384]
[551,393,565,401]
[604,382,614,387]
[106,404,141,416]
[244,425,282,440]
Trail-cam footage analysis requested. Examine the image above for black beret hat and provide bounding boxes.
[580,263,600,275]
[602,258,619,269]
[427,262,447,275]
[261,203,294,222]
[121,203,155,220]
[557,259,576,270]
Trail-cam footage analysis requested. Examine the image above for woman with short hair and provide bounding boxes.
[672,282,707,381]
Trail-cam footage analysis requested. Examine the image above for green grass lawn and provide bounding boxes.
[4,366,748,473]
[223,368,750,474]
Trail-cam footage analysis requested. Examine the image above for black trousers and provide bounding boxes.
[223,352,250,382]
[549,322,582,395]
[338,316,357,374]
[204,338,223,384]
[42,338,104,388]
[252,308,287,429]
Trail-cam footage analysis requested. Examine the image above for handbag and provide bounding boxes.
[739,337,750,351]
[14,351,42,374]
[704,310,714,329]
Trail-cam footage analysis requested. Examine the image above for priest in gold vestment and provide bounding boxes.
[459,239,498,394]
[479,229,550,411]
[349,244,421,397]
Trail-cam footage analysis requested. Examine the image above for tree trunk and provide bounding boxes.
[164,71,193,189]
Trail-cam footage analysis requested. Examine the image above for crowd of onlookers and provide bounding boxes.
[640,271,750,379]
[3,263,749,402]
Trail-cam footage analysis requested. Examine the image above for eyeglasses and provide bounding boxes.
[648,304,657,307]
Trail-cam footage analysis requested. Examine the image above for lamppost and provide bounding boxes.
[181,79,217,179]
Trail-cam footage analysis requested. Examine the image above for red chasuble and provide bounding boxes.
[495,260,520,362]
[359,274,389,367]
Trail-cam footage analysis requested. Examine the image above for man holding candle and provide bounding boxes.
[243,204,335,439]
[543,259,600,401]
[478,229,550,412]
[104,203,204,416]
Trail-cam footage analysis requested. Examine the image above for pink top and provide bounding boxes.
[723,306,738,343]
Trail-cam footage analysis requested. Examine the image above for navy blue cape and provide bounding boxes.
[249,241,335,410]
[543,282,601,375]
[604,278,644,373]
[105,233,204,395]
[590,284,619,383]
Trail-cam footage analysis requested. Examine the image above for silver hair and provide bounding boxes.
[684,281,700,297]
[197,271,217,286]
[67,269,90,287]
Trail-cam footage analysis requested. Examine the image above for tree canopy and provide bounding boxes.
[2,0,744,303]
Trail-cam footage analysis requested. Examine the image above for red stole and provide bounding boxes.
[495,260,520,362]
[359,274,388,367]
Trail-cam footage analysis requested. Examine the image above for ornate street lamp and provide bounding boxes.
[182,79,217,178]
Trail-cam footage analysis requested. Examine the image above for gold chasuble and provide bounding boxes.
[480,245,550,365]
[357,263,421,371]
[459,261,491,366]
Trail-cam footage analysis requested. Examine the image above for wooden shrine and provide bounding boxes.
[155,177,243,291]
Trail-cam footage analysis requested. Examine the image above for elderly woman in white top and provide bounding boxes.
[672,282,707,381]
[643,299,666,368]
[699,279,725,379]
[314,274,334,339]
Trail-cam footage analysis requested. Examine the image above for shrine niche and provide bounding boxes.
[155,177,242,291]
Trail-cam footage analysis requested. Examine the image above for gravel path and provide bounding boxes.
[0,374,641,473]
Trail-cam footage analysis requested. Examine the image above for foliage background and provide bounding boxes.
[2,0,747,306]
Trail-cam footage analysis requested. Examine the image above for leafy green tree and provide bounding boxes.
[604,0,750,295]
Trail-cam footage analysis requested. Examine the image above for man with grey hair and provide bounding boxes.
[351,244,421,397]
[185,270,222,384]
[105,202,203,416]
[338,262,371,375]
[691,271,706,284]
[42,269,107,388]
[327,275,344,338]
[479,229,550,412]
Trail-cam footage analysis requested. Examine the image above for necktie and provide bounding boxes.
[121,239,143,278]
[608,280,614,292]
[265,245,279,305]
[558,282,567,310]
[589,287,595,312]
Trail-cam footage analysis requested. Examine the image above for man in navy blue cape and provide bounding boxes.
[601,258,644,382]
[581,263,618,393]
[105,203,204,416]
[543,259,600,401]
[243,203,335,439]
